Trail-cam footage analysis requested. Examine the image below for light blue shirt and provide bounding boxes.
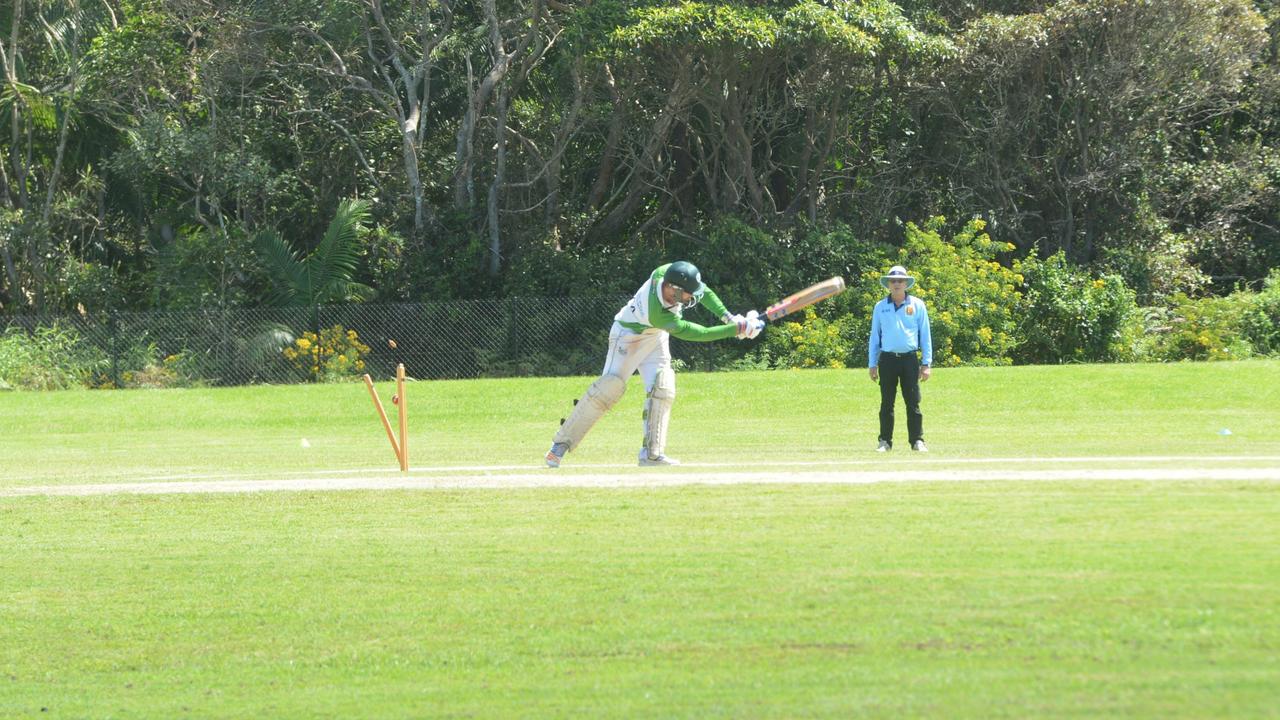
[868,294,933,367]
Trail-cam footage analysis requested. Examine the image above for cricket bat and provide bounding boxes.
[760,277,846,322]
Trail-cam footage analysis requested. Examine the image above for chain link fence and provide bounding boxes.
[1,297,746,388]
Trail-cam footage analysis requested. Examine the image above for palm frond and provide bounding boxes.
[255,199,372,307]
[310,199,370,303]
[254,230,306,306]
[243,324,296,364]
[336,281,376,303]
[313,199,369,278]
[0,83,57,131]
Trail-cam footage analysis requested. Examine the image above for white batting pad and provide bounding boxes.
[554,374,627,451]
[643,368,676,458]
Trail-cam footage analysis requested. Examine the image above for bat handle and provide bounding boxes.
[760,303,786,322]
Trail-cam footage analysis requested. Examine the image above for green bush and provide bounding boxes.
[1241,269,1280,356]
[695,217,800,309]
[1013,251,1143,364]
[1142,293,1253,361]
[115,350,204,389]
[0,322,208,390]
[147,224,265,310]
[850,217,1021,367]
[0,325,108,390]
[1099,200,1209,306]
[54,258,127,314]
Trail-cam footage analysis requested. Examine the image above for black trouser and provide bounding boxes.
[878,351,923,447]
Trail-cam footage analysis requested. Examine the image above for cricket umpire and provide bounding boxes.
[868,265,933,452]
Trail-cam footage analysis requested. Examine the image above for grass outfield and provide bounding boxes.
[2,361,1279,483]
[2,361,1279,717]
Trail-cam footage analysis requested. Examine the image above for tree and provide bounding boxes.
[0,0,117,312]
[282,0,455,240]
[575,1,949,243]
[922,0,1268,270]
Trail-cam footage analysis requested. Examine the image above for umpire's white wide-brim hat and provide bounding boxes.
[880,265,915,289]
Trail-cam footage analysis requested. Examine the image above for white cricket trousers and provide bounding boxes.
[601,323,670,393]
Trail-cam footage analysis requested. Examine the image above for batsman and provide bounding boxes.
[545,261,764,468]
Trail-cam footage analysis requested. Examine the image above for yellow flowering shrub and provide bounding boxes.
[765,308,857,369]
[283,325,370,382]
[852,216,1022,366]
[1143,293,1252,361]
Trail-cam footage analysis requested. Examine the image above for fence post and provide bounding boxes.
[506,297,522,367]
[312,304,323,383]
[109,311,120,388]
[220,307,231,386]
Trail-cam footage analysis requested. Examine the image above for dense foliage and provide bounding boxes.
[1013,252,1142,364]
[2,0,1279,380]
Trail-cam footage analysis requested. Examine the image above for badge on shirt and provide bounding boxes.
[906,305,915,316]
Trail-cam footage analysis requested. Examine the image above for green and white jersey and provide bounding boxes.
[615,264,738,342]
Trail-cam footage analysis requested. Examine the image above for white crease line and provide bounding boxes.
[5,467,1280,497]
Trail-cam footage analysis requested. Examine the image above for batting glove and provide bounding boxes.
[724,312,748,337]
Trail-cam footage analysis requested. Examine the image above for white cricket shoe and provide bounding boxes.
[545,442,569,468]
[911,440,928,452]
[638,448,680,467]
[876,440,891,452]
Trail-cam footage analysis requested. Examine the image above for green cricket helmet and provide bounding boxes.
[663,261,705,296]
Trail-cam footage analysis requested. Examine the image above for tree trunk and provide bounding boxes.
[0,241,18,308]
[542,58,585,229]
[454,0,541,212]
[585,71,693,243]
[0,72,12,312]
[401,121,427,234]
[487,85,510,276]
[785,106,817,217]
[366,0,452,238]
[3,0,27,213]
[722,85,764,216]
[587,63,623,210]
[42,0,78,228]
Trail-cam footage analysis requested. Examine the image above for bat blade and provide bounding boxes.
[763,277,846,322]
